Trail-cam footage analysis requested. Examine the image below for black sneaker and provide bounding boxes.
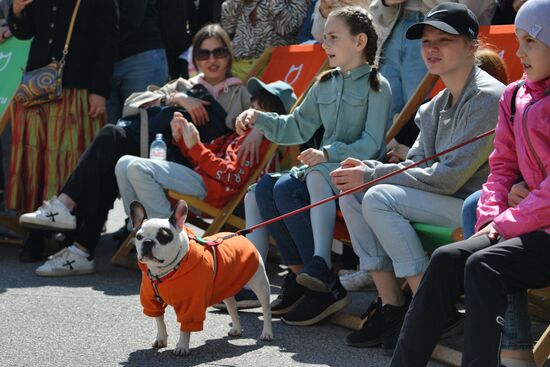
[271,271,307,316]
[296,255,332,292]
[212,289,261,310]
[18,230,47,263]
[441,311,464,339]
[346,296,410,348]
[281,276,351,326]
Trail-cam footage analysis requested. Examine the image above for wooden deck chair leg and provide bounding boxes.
[111,232,137,269]
[534,324,550,367]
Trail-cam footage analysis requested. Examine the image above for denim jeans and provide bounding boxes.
[106,48,169,124]
[254,174,314,266]
[115,155,206,222]
[461,189,532,350]
[379,11,427,122]
[339,184,463,277]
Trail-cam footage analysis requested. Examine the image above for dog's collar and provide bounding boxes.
[146,248,184,303]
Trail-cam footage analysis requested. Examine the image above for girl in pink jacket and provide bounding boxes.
[390,0,550,365]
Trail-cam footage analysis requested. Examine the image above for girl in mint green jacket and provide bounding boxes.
[236,7,392,325]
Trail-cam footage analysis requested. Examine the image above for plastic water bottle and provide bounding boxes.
[149,133,167,161]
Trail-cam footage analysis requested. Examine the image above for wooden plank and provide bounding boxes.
[385,73,439,144]
[534,324,550,367]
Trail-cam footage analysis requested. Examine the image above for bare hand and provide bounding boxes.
[0,27,12,44]
[235,109,259,135]
[386,143,409,163]
[237,128,263,165]
[319,0,339,17]
[182,117,200,149]
[170,93,210,126]
[170,112,186,142]
[12,0,33,17]
[88,93,106,118]
[507,181,529,208]
[297,148,326,167]
[330,158,367,191]
[472,222,500,241]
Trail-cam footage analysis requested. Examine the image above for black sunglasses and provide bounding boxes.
[195,47,230,61]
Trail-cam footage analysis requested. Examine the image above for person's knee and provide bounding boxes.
[465,251,490,279]
[362,185,393,218]
[115,155,139,179]
[430,245,461,271]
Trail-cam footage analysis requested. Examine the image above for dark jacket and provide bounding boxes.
[7,0,118,98]
[118,0,164,61]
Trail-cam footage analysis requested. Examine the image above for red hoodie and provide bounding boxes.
[175,132,271,208]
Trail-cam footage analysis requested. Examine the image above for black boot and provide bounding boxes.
[19,229,47,262]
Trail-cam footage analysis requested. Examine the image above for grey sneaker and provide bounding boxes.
[35,247,94,277]
[19,196,76,231]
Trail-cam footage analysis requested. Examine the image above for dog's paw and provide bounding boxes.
[260,331,273,341]
[152,337,167,349]
[228,327,243,337]
[173,346,190,356]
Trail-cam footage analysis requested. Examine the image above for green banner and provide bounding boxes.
[0,38,31,118]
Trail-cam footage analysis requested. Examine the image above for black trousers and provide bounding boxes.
[390,231,550,367]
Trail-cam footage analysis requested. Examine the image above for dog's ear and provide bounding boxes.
[130,201,148,230]
[169,200,188,229]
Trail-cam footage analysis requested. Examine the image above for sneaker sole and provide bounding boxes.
[296,273,331,293]
[271,295,306,316]
[19,219,76,231]
[35,269,95,277]
[212,300,262,310]
[281,294,352,326]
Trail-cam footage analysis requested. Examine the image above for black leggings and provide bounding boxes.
[391,231,550,367]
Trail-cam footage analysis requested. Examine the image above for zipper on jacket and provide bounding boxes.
[522,100,548,179]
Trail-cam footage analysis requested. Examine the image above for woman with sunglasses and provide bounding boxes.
[17,24,256,277]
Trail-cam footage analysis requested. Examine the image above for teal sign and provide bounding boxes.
[0,38,31,118]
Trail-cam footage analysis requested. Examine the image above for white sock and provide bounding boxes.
[501,357,536,367]
[69,244,89,258]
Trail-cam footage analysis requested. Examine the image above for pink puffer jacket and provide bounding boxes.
[476,77,550,239]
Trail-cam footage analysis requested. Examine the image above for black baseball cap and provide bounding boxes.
[406,3,479,40]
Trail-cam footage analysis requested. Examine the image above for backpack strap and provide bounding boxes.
[509,80,525,123]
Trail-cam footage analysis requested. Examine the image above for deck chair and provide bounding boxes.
[112,44,329,268]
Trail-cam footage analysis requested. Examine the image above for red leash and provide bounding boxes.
[236,128,496,236]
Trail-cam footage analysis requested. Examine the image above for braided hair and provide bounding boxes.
[318,6,381,92]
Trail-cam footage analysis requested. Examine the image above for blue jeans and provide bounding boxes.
[379,11,427,122]
[255,174,314,266]
[461,190,532,350]
[106,48,169,124]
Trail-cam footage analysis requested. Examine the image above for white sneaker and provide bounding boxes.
[19,196,76,231]
[35,247,94,277]
[340,270,375,292]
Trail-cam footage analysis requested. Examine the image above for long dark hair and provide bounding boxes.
[192,24,233,78]
[318,6,381,92]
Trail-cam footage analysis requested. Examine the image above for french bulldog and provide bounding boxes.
[130,200,273,356]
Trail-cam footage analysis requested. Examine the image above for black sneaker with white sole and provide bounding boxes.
[271,271,307,316]
[346,296,410,348]
[212,289,261,310]
[281,276,351,326]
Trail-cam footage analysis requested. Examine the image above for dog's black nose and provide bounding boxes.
[141,239,155,257]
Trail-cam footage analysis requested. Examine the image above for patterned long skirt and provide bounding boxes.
[7,88,103,213]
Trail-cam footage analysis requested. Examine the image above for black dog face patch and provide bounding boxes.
[156,227,174,245]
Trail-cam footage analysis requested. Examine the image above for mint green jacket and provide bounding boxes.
[254,63,392,193]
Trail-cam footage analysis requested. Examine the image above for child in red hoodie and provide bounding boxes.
[115,79,296,221]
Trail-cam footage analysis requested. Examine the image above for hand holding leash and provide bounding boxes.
[235,109,259,135]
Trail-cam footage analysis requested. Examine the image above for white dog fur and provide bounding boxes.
[131,200,273,356]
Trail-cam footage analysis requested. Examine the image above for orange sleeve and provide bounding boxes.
[171,279,211,332]
[139,269,167,318]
